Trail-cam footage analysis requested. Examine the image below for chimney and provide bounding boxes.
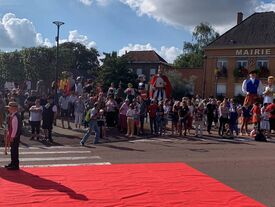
[237,12,243,25]
[125,50,128,54]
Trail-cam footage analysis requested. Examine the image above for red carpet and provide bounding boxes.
[0,163,264,206]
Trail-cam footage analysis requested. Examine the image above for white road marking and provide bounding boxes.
[21,162,112,168]
[129,138,176,143]
[0,146,92,150]
[0,156,101,162]
[19,151,91,155]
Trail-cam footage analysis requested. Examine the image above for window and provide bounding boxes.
[217,59,228,70]
[256,60,268,69]
[150,68,156,75]
[234,84,243,96]
[136,68,143,75]
[235,60,248,77]
[236,60,248,68]
[216,83,226,96]
[216,59,228,77]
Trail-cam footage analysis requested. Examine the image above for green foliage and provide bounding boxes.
[97,52,137,90]
[59,42,99,77]
[173,22,219,68]
[0,42,99,88]
[165,70,197,99]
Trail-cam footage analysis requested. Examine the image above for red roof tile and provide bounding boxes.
[123,50,167,63]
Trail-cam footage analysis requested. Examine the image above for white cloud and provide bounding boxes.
[0,13,39,48]
[68,30,96,48]
[118,43,182,63]
[255,0,275,12]
[78,0,111,6]
[79,0,93,6]
[0,13,97,50]
[119,0,275,34]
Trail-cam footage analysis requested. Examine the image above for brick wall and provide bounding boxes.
[204,46,275,98]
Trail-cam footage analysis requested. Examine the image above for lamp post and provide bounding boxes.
[52,21,64,98]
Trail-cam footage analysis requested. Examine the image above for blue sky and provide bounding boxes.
[0,0,274,62]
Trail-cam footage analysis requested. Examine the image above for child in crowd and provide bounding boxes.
[171,101,180,136]
[178,101,189,136]
[126,104,135,137]
[193,103,205,137]
[260,103,270,138]
[223,123,233,139]
[250,126,257,137]
[229,103,239,137]
[163,99,171,135]
[240,103,251,136]
[251,102,261,132]
[156,101,164,136]
[133,104,140,135]
[97,109,106,139]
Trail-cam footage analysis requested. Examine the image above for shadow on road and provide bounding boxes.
[100,143,145,152]
[0,168,88,201]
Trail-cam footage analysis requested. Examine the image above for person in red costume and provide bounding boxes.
[150,65,172,101]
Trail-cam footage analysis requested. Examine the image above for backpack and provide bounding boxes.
[255,131,267,142]
[85,110,91,122]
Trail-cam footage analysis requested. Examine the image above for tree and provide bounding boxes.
[22,47,55,84]
[0,42,100,90]
[165,70,197,99]
[97,52,137,90]
[0,51,25,84]
[59,42,100,77]
[174,23,219,68]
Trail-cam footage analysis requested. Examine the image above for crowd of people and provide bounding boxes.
[1,69,275,147]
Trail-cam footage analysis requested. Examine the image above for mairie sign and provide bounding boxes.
[236,49,271,56]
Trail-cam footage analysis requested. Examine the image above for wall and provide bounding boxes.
[204,46,275,98]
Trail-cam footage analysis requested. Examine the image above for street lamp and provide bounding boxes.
[52,21,64,98]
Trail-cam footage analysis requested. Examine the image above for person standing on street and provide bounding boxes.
[4,101,22,170]
[59,92,71,129]
[29,98,43,140]
[42,96,57,143]
[80,102,100,145]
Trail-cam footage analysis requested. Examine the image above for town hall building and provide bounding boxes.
[204,11,275,98]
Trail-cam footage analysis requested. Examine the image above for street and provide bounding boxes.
[0,124,274,206]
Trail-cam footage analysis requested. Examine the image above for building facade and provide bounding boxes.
[204,12,275,98]
[123,50,171,82]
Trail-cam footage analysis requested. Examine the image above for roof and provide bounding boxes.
[207,12,275,49]
[123,50,168,63]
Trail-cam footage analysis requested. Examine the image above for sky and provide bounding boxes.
[0,0,275,63]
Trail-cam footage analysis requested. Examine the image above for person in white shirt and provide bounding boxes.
[263,76,274,104]
[68,91,78,119]
[29,99,43,140]
[126,104,135,137]
[59,92,71,129]
[4,101,22,170]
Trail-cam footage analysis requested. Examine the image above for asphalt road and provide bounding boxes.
[1,123,274,206]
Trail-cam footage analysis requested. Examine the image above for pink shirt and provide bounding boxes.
[120,102,129,115]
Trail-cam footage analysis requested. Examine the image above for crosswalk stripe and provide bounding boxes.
[0,146,92,150]
[19,151,91,155]
[21,162,112,168]
[0,156,101,162]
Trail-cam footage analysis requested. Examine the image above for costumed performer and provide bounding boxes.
[150,65,171,101]
[242,70,263,107]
